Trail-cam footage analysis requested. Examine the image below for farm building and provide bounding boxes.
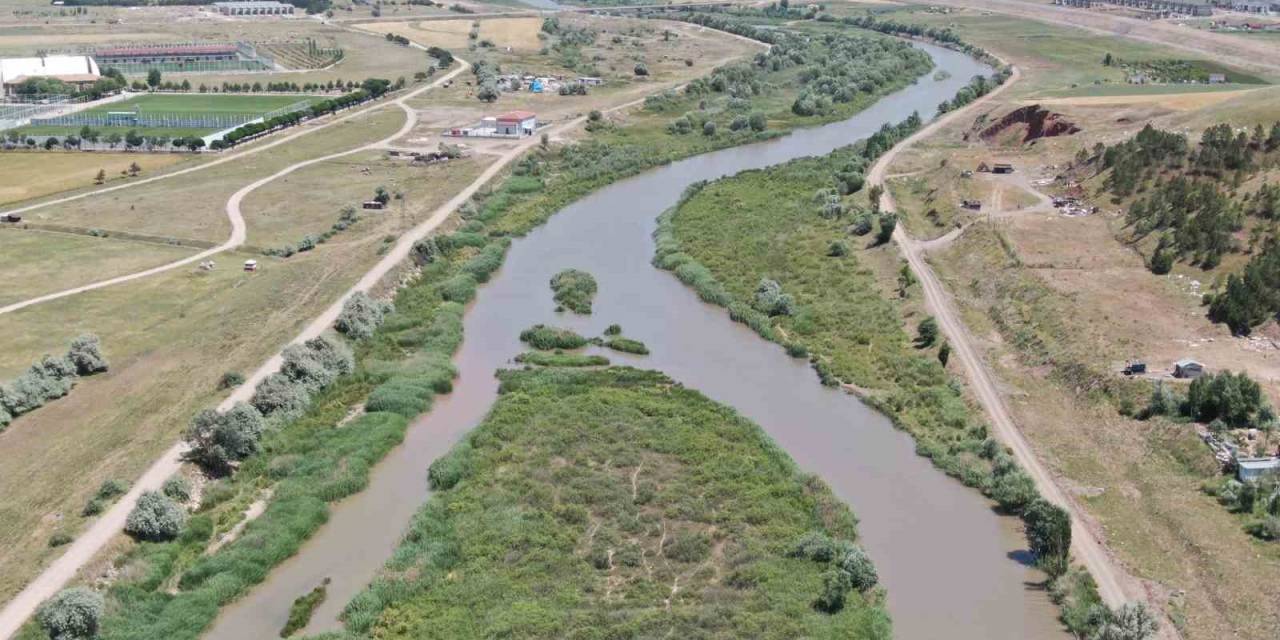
[496,111,537,136]
[212,0,295,15]
[1174,358,1205,379]
[1237,456,1280,482]
[0,55,100,96]
[992,163,1014,174]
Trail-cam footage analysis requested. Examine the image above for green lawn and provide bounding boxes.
[83,93,316,116]
[346,366,891,639]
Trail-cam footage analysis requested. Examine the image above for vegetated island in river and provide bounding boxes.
[341,367,890,639]
[550,268,598,314]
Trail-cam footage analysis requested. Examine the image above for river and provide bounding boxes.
[207,42,1069,640]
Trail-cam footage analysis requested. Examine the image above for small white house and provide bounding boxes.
[1174,358,1205,379]
[1237,456,1280,482]
[243,259,258,272]
[495,111,537,137]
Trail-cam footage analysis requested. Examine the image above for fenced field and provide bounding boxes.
[0,95,85,131]
[19,93,316,137]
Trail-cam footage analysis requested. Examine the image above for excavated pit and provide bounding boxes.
[980,104,1080,144]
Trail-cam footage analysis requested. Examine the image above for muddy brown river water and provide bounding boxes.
[208,42,1070,639]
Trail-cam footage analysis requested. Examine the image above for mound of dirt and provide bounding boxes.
[979,104,1080,145]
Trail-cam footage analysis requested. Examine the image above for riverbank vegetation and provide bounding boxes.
[340,366,891,638]
[653,111,1129,636]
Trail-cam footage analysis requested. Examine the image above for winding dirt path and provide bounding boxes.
[0,64,467,318]
[869,65,1156,617]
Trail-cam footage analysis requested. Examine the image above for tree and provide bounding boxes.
[1184,370,1266,428]
[94,169,106,185]
[124,129,144,149]
[373,186,391,205]
[1023,498,1071,577]
[124,491,185,541]
[146,68,162,89]
[990,468,1037,513]
[476,81,498,102]
[938,340,951,366]
[66,334,108,375]
[184,402,265,474]
[748,112,767,132]
[915,316,939,347]
[702,120,716,136]
[104,132,122,149]
[36,587,103,640]
[128,161,142,176]
[250,372,309,417]
[875,213,897,245]
[1102,52,1114,66]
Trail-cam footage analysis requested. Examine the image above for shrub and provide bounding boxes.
[549,268,598,314]
[875,213,897,245]
[48,532,73,548]
[753,279,795,317]
[989,469,1037,513]
[81,499,104,517]
[850,213,873,236]
[1090,602,1160,640]
[915,316,939,347]
[250,372,309,418]
[439,273,479,303]
[834,543,878,592]
[94,478,129,502]
[604,337,649,355]
[519,324,588,350]
[335,292,394,340]
[827,241,848,257]
[218,371,245,390]
[633,62,649,76]
[162,476,192,503]
[184,402,266,474]
[37,587,103,640]
[124,491,186,542]
[604,324,622,336]
[65,334,108,375]
[281,336,354,393]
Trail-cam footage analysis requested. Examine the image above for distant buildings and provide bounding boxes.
[446,111,538,139]
[0,55,100,96]
[1054,0,1214,15]
[212,1,295,16]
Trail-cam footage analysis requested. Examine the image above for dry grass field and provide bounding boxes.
[0,153,190,206]
[0,15,755,608]
[360,16,544,52]
[859,2,1280,637]
[12,108,406,243]
[241,149,494,247]
[0,230,195,308]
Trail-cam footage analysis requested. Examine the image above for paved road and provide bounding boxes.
[0,64,467,318]
[868,65,1151,614]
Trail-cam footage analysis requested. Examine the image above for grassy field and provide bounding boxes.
[344,366,891,639]
[240,150,494,248]
[359,16,544,52]
[9,107,406,244]
[0,230,196,307]
[0,152,190,205]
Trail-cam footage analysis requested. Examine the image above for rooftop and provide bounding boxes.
[94,44,239,57]
[1238,457,1280,470]
[0,55,99,86]
[497,110,537,121]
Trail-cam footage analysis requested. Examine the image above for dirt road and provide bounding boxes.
[0,63,468,318]
[868,65,1157,618]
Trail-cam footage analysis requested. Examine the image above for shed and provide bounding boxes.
[495,110,537,137]
[1208,73,1226,84]
[992,163,1014,174]
[362,200,385,210]
[2,214,20,223]
[1237,456,1280,482]
[1173,358,1205,379]
[243,259,258,272]
[961,199,982,210]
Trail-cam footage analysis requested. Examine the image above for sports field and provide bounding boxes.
[15,93,318,138]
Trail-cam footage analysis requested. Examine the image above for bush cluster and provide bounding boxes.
[335,291,394,340]
[788,531,878,613]
[520,324,589,351]
[124,490,186,542]
[37,587,103,640]
[549,268,598,314]
[250,336,354,419]
[0,334,108,430]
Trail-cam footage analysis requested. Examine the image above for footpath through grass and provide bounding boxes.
[343,367,891,639]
